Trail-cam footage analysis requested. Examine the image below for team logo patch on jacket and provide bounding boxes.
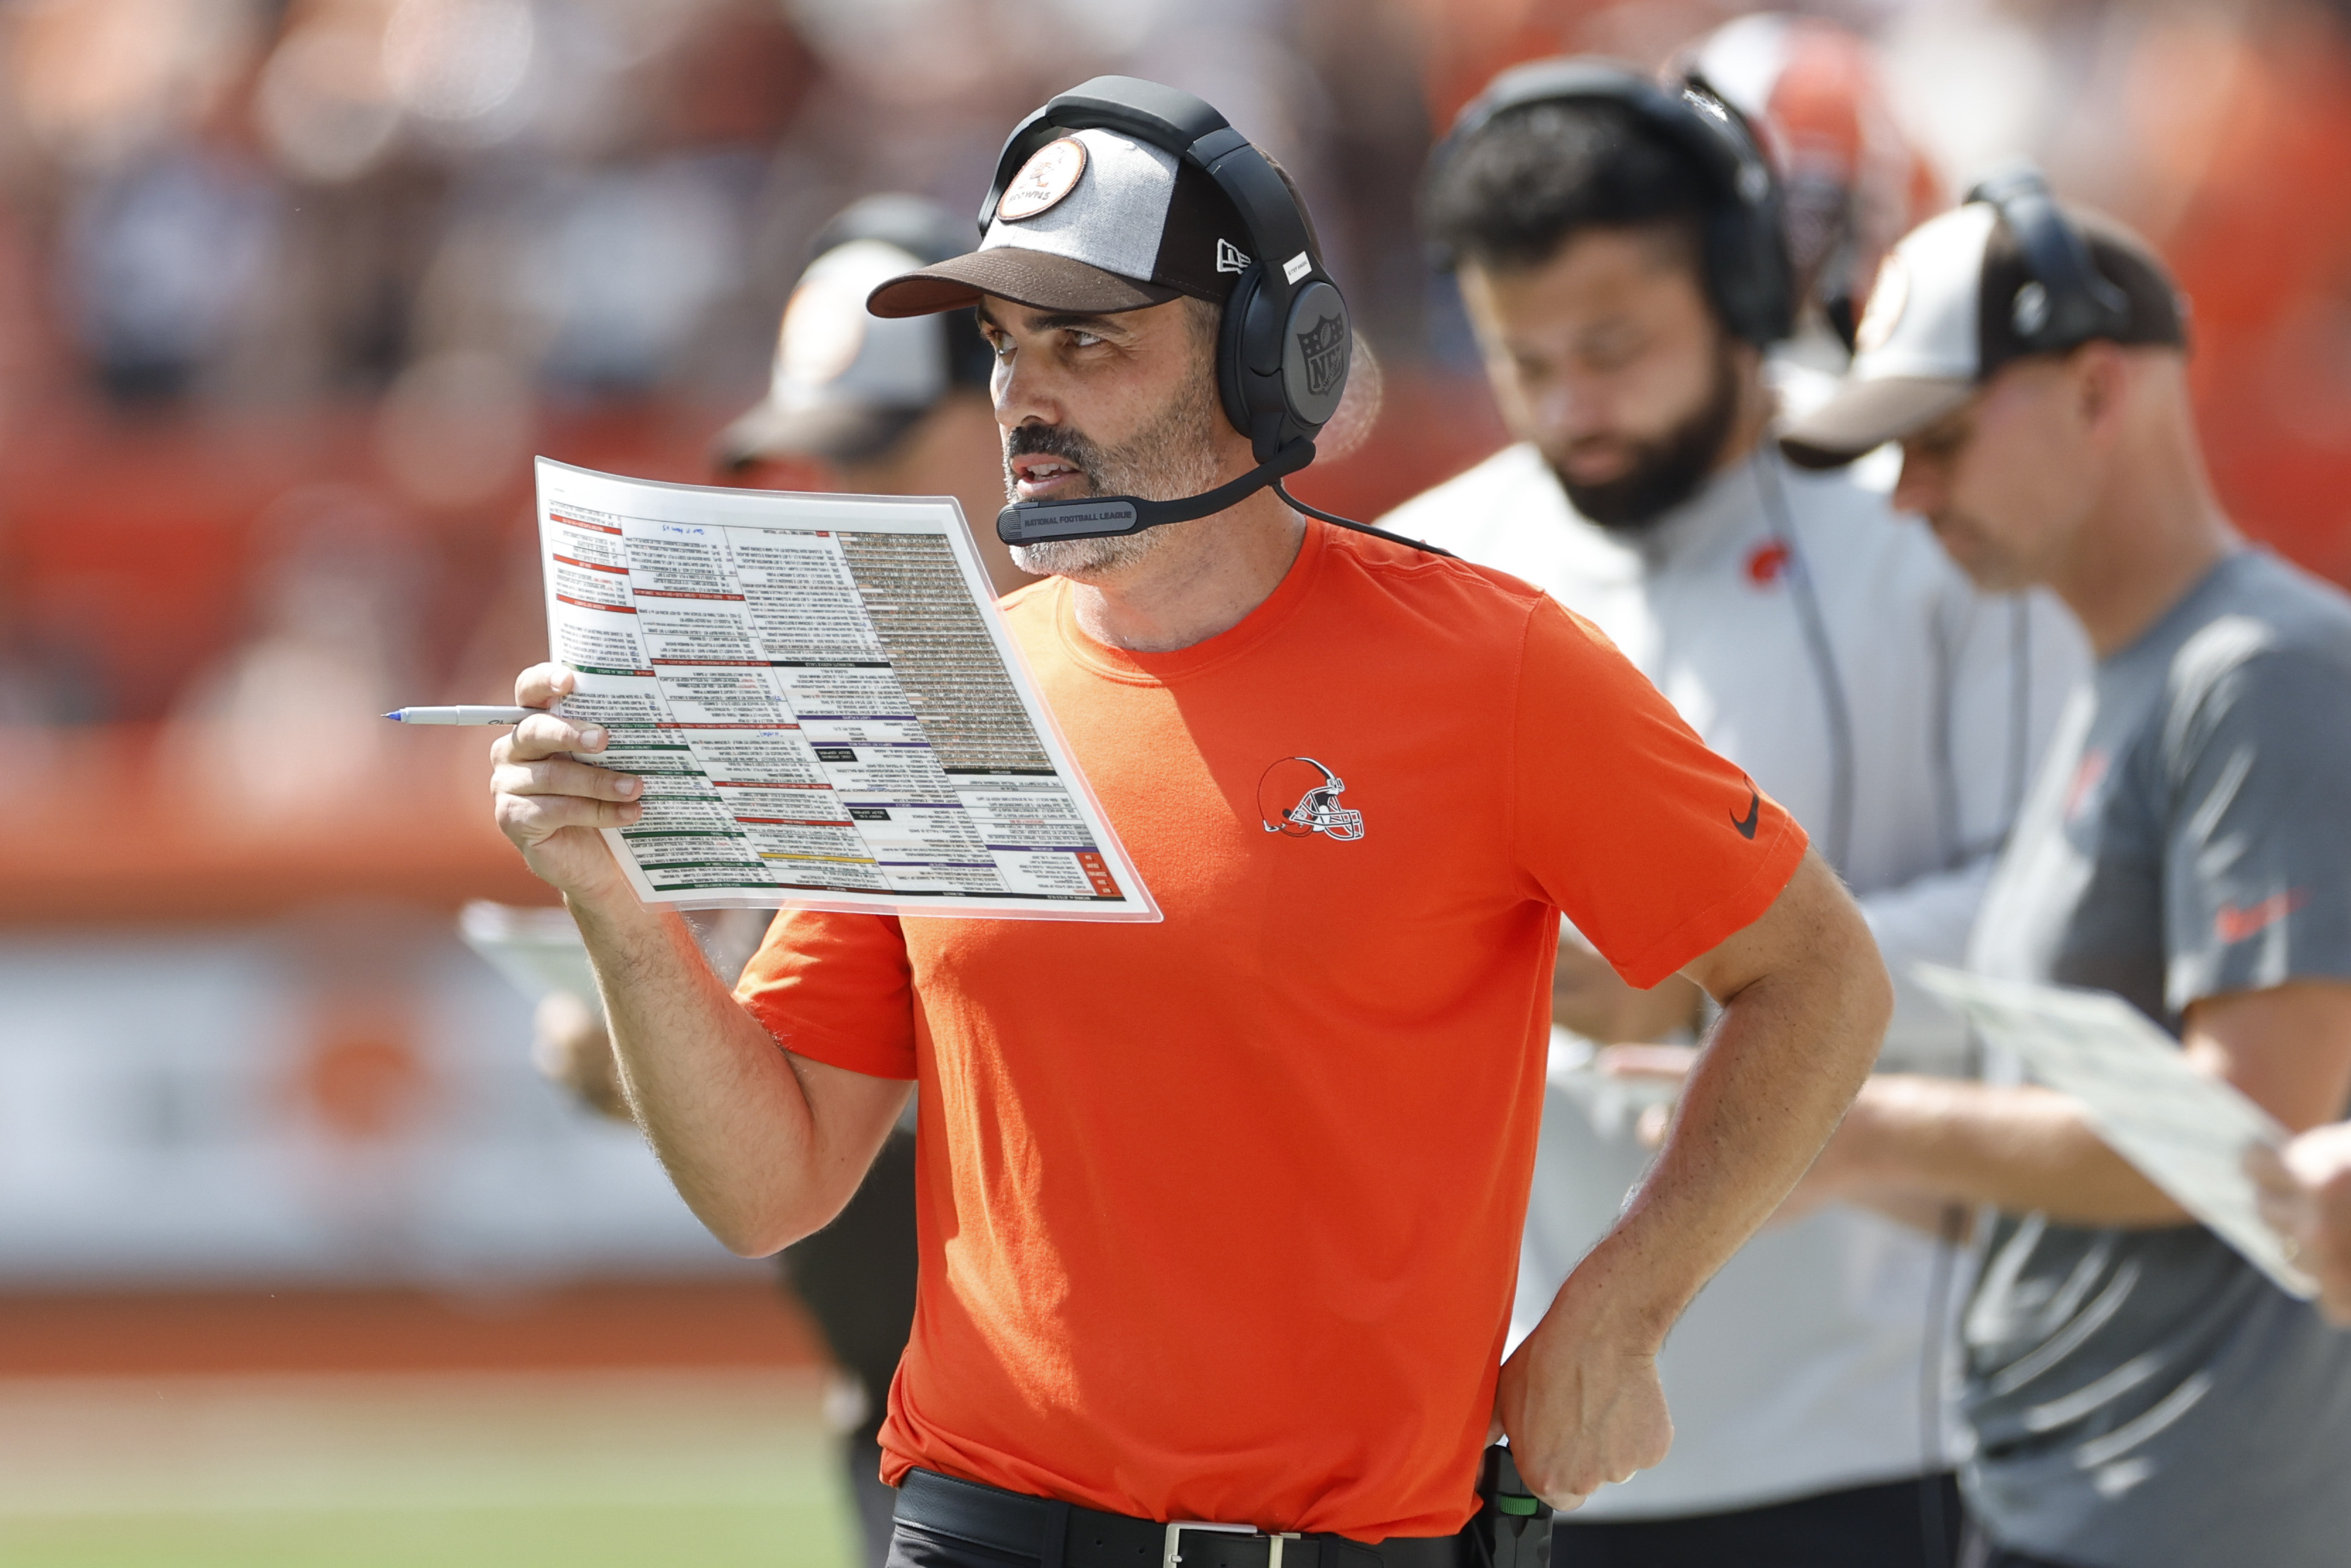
[1258,756,1363,841]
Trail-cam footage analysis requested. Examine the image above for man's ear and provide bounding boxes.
[2072,341,2130,435]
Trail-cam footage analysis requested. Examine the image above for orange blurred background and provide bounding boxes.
[0,0,2345,1522]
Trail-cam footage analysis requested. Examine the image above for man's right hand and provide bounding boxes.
[490,664,644,901]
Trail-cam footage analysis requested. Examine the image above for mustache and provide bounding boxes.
[1005,423,1099,473]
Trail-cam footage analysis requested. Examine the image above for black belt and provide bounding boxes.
[894,1467,1470,1568]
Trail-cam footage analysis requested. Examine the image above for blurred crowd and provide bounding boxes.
[0,0,2348,778]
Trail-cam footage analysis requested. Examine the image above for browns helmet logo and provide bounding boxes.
[1258,756,1363,841]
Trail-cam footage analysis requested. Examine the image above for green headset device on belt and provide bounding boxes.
[1428,59,1797,348]
[1965,163,2133,352]
[985,76,1449,558]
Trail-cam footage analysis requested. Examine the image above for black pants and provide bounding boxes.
[1550,1473,1966,1568]
[779,1127,921,1568]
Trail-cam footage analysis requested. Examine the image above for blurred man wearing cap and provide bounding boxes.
[1779,180,2351,1568]
[489,76,1896,1562]
[715,192,1037,599]
[531,192,1024,1567]
[1385,64,2082,1567]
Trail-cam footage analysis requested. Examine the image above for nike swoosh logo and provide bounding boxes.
[1731,787,1761,841]
[2216,890,2307,944]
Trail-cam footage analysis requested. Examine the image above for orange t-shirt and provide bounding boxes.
[735,518,1804,1539]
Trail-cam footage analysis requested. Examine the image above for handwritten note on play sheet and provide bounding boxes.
[534,459,1157,921]
[1914,964,2316,1298]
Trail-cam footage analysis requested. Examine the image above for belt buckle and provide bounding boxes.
[1162,1521,1300,1568]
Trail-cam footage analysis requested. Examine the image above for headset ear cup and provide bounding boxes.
[1707,205,1792,346]
[1279,281,1350,438]
[1230,267,1300,460]
[1216,269,1261,441]
[1706,209,1754,344]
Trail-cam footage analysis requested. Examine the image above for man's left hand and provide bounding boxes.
[1492,1280,1674,1509]
[2250,1123,2351,1326]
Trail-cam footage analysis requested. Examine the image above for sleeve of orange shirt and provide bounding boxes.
[734,911,918,1080]
[1513,596,1808,988]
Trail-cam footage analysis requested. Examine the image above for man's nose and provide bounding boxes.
[993,353,1063,433]
[1530,375,1613,447]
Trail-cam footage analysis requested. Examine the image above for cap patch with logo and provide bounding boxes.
[998,136,1088,223]
[867,125,1258,320]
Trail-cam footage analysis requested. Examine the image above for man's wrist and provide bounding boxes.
[562,881,660,944]
[1548,1234,1691,1355]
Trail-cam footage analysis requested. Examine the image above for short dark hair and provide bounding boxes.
[1423,98,1712,274]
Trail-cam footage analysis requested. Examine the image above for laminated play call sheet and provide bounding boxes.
[1915,964,2316,1298]
[534,459,1156,920]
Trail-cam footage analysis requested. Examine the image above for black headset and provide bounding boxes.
[982,77,1447,556]
[1429,59,1795,346]
[1964,163,2131,353]
[982,76,1348,463]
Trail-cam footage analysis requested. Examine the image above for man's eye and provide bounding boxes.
[1582,334,1643,370]
[1068,330,1103,349]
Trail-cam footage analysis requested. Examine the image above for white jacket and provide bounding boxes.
[1382,440,2088,1517]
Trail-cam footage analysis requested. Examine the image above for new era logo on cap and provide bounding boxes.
[1216,238,1250,274]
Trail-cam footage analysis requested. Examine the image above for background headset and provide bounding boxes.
[1428,59,1796,347]
[1964,162,2133,352]
[984,76,1448,557]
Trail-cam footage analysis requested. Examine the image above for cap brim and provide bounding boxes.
[1778,376,1976,469]
[867,247,1179,320]
[712,399,926,470]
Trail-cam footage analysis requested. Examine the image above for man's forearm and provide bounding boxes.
[1498,852,1889,1504]
[567,890,880,1255]
[1574,949,1889,1340]
[1840,1076,2185,1227]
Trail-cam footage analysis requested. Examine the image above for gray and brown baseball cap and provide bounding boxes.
[1778,189,2187,469]
[716,194,993,470]
[865,126,1254,320]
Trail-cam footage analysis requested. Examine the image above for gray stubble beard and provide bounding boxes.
[1005,359,1225,581]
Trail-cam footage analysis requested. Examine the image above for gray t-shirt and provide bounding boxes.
[1963,550,2351,1568]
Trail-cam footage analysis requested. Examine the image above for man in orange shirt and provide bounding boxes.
[488,78,1891,1563]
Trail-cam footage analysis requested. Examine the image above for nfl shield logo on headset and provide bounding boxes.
[1259,756,1364,841]
[1295,316,1348,403]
